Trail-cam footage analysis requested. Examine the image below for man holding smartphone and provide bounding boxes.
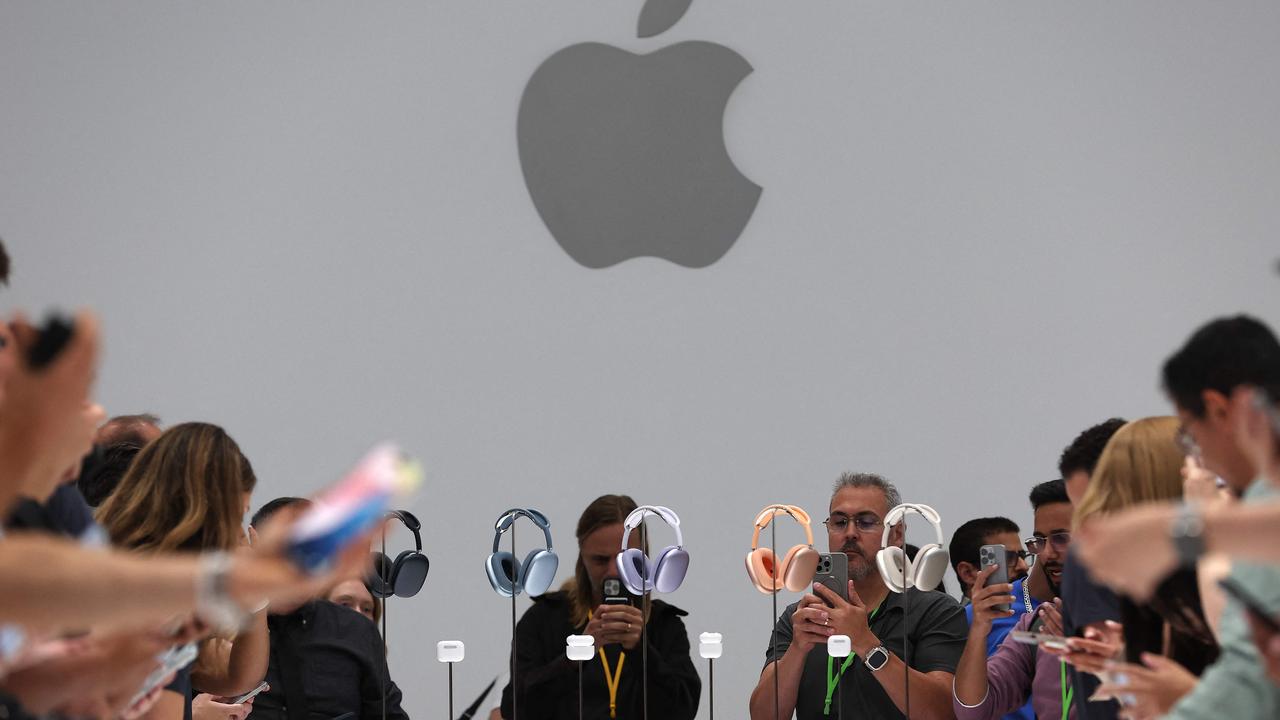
[749,473,967,720]
[952,479,1074,720]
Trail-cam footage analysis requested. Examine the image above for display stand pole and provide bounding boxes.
[903,530,910,720]
[640,520,649,720]
[827,636,851,720]
[448,663,454,719]
[709,657,715,720]
[381,532,388,720]
[510,522,518,720]
[770,509,779,720]
[578,659,583,720]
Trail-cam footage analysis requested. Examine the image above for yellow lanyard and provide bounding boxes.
[598,647,626,719]
[587,609,626,718]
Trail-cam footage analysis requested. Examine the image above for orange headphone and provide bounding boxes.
[744,504,819,593]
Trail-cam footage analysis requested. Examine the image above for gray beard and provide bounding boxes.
[847,552,874,582]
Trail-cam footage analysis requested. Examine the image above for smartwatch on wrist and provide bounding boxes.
[1170,502,1206,566]
[863,645,890,672]
[195,551,251,632]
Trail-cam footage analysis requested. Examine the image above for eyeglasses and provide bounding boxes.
[823,512,882,535]
[1024,532,1071,555]
[1175,425,1201,459]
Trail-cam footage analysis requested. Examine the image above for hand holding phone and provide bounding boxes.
[602,576,635,607]
[1009,630,1069,652]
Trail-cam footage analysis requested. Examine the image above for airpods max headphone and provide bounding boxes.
[616,505,689,595]
[369,510,430,599]
[745,504,819,594]
[485,508,559,598]
[876,503,949,593]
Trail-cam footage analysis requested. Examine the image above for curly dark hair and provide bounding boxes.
[1058,418,1127,477]
[1028,479,1070,510]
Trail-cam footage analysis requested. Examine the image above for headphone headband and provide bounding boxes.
[385,509,423,552]
[621,505,684,549]
[491,508,554,553]
[750,504,815,549]
[879,503,945,548]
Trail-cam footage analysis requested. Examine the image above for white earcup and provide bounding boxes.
[876,546,910,593]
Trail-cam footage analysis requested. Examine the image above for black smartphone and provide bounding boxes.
[980,544,1010,612]
[1219,578,1280,633]
[27,314,75,370]
[602,576,634,607]
[813,552,849,605]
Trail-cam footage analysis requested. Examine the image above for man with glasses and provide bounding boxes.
[953,479,1075,720]
[749,472,967,720]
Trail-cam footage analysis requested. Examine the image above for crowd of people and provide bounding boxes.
[3,231,1279,720]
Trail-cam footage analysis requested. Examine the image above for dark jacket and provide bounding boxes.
[500,591,701,720]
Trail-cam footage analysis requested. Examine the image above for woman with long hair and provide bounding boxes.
[98,422,268,720]
[498,494,701,720]
[1059,417,1219,719]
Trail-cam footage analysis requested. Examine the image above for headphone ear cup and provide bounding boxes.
[913,544,949,591]
[652,546,689,594]
[486,551,520,598]
[618,548,650,594]
[877,547,909,592]
[521,548,559,597]
[745,548,780,593]
[781,546,819,593]
[369,551,394,599]
[391,550,429,598]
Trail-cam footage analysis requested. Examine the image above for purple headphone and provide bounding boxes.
[616,505,689,595]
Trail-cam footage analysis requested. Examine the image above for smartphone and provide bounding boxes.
[27,314,74,370]
[979,544,1010,612]
[287,444,422,573]
[1219,578,1280,633]
[813,553,849,605]
[128,642,199,708]
[1008,630,1069,651]
[230,681,270,705]
[602,576,634,607]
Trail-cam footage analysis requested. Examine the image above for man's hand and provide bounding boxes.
[811,582,878,656]
[1038,599,1065,638]
[1076,509,1178,602]
[785,593,835,655]
[587,604,645,650]
[1049,620,1124,676]
[968,564,1015,635]
[1094,653,1197,720]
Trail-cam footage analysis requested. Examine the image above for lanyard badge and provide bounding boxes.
[821,604,881,716]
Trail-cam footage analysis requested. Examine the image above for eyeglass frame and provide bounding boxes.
[822,511,884,535]
[1023,532,1071,555]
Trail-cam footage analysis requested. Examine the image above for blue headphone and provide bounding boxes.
[485,508,559,598]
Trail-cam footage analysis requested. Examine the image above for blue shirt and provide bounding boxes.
[965,577,1040,720]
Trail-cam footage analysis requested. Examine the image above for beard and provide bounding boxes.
[842,546,875,582]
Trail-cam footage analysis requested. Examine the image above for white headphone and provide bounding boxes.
[875,503,949,593]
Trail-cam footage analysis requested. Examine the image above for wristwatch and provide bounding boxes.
[1170,502,1206,566]
[863,645,890,672]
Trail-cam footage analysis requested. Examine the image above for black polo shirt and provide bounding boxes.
[763,587,967,720]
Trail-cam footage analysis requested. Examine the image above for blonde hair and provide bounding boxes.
[1073,416,1184,528]
[97,422,256,554]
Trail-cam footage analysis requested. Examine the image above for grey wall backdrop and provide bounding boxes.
[3,2,1279,718]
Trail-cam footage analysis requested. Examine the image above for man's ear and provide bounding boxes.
[956,561,979,588]
[247,525,259,547]
[888,521,905,548]
[1203,389,1231,426]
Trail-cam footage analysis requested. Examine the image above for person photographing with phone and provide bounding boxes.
[498,494,700,720]
[952,479,1075,720]
[749,473,967,720]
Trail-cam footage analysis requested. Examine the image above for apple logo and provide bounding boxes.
[517,0,761,269]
